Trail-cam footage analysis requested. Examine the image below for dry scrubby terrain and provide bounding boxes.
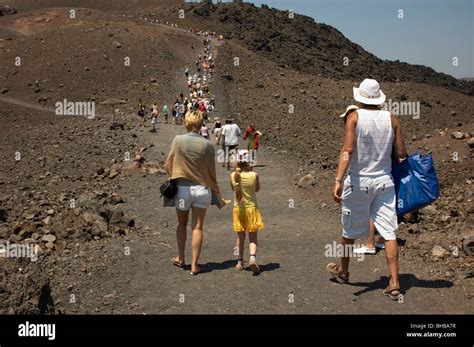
[0,1,472,313]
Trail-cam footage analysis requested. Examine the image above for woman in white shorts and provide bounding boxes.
[165,111,226,275]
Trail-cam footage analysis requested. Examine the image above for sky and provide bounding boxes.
[211,0,474,78]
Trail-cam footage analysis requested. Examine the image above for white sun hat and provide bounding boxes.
[353,79,386,105]
[339,104,359,118]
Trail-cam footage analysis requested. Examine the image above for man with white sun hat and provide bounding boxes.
[327,78,408,300]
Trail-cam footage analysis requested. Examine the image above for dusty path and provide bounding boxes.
[0,95,55,112]
[54,28,471,314]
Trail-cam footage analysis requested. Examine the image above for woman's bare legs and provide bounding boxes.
[175,209,189,265]
[190,207,207,274]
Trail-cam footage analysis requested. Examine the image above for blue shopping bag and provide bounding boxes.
[392,152,440,215]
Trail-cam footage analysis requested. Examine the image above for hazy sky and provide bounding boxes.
[234,0,473,79]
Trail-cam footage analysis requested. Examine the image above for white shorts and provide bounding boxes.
[341,174,398,241]
[175,185,210,211]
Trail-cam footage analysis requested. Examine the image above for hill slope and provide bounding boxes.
[157,2,473,95]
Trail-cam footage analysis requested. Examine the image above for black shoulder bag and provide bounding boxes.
[160,179,177,199]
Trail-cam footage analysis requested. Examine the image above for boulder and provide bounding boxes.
[109,209,134,228]
[108,165,120,179]
[41,216,52,226]
[468,138,474,149]
[431,245,449,258]
[450,131,464,139]
[403,212,419,223]
[419,205,437,215]
[0,225,8,238]
[41,234,56,243]
[408,224,420,234]
[108,193,124,205]
[122,161,142,175]
[461,230,474,256]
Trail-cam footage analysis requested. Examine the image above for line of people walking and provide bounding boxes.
[160,28,408,301]
[164,30,265,276]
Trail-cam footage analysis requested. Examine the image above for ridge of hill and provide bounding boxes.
[157,2,473,96]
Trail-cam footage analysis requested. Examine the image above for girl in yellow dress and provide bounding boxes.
[230,150,265,274]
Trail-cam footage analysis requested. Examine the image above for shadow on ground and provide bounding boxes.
[347,274,453,296]
[200,260,281,275]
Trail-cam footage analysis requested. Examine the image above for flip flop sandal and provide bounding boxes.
[172,257,185,269]
[248,261,260,275]
[326,263,349,284]
[383,285,401,300]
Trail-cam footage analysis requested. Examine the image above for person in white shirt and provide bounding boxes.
[200,123,210,140]
[218,118,241,170]
[328,79,408,301]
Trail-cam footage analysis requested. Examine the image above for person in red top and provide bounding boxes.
[243,124,261,152]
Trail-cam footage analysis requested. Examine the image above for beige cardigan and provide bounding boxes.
[165,132,221,197]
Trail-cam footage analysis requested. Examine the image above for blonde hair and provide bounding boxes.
[184,111,203,132]
[234,161,252,202]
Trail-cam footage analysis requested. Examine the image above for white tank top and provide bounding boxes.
[349,109,394,177]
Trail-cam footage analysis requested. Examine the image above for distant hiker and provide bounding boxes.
[151,112,157,132]
[230,150,264,274]
[165,111,227,275]
[200,122,210,140]
[179,91,184,103]
[152,103,158,117]
[218,118,241,170]
[177,103,185,125]
[161,104,169,124]
[173,100,180,125]
[328,79,408,300]
[138,106,146,128]
[243,124,262,152]
[212,117,223,146]
[185,67,189,78]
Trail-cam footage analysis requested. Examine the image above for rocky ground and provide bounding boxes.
[0,1,472,314]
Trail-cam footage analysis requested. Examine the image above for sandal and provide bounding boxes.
[190,268,201,276]
[326,263,349,284]
[248,260,260,275]
[172,257,185,269]
[383,284,401,300]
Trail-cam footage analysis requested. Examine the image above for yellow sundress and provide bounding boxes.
[230,171,264,232]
